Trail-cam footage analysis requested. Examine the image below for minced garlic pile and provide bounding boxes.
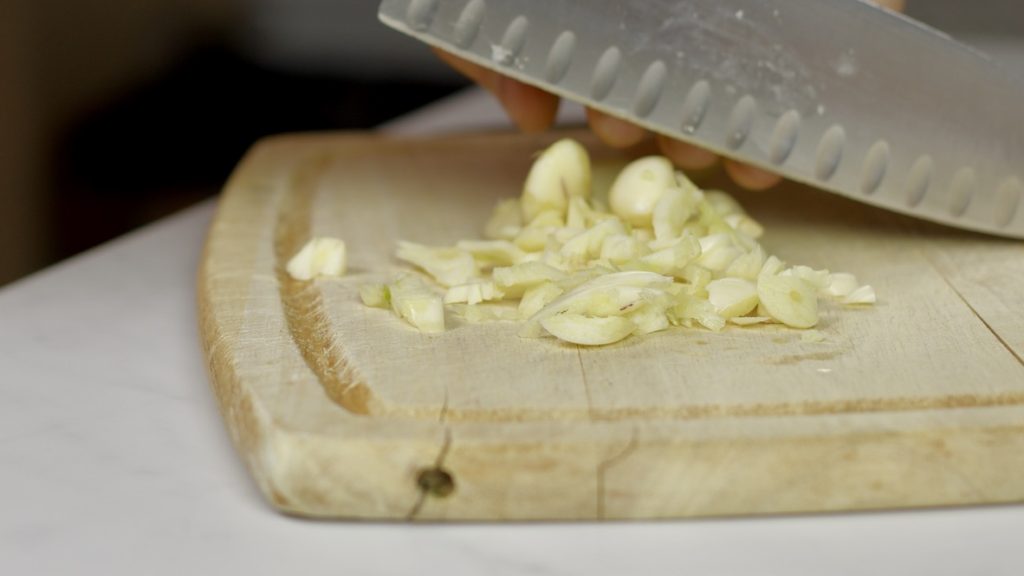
[293,138,875,346]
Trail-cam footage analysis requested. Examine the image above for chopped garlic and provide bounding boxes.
[608,156,676,227]
[455,240,525,268]
[707,278,759,319]
[389,275,445,334]
[484,198,524,240]
[359,284,390,308]
[540,314,636,346]
[704,190,744,217]
[286,237,347,280]
[518,282,564,319]
[600,233,644,264]
[670,297,726,331]
[652,186,692,241]
[521,139,591,221]
[362,139,875,346]
[823,272,859,298]
[760,255,786,277]
[514,210,564,252]
[723,213,765,239]
[493,261,567,297]
[444,281,504,306]
[521,271,673,338]
[395,241,478,287]
[629,304,672,336]
[698,245,743,274]
[757,274,819,329]
[678,264,712,293]
[843,284,877,305]
[451,303,519,323]
[638,235,701,275]
[560,218,626,266]
[782,265,830,292]
[725,243,766,280]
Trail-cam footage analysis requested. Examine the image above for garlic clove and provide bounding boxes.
[757,274,819,328]
[609,156,676,228]
[359,284,391,308]
[652,186,691,242]
[824,272,860,298]
[456,240,526,269]
[395,241,478,287]
[521,138,592,221]
[484,198,523,240]
[540,314,636,346]
[843,284,877,305]
[629,305,671,336]
[389,275,445,334]
[492,261,568,297]
[518,282,564,319]
[444,281,504,306]
[707,277,759,319]
[286,237,347,280]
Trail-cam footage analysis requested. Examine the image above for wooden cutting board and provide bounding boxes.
[199,131,1024,520]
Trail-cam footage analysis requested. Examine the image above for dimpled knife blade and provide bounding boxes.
[379,0,1024,238]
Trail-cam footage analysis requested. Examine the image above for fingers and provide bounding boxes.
[434,47,559,133]
[496,78,560,134]
[585,108,648,148]
[873,0,905,12]
[433,46,498,92]
[434,40,862,192]
[723,160,783,191]
[656,134,718,171]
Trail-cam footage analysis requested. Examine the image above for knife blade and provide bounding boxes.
[378,0,1024,238]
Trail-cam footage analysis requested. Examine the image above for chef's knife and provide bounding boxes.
[378,0,1024,238]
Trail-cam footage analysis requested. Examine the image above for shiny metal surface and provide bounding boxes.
[379,0,1024,238]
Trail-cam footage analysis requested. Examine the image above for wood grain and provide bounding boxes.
[199,131,1024,520]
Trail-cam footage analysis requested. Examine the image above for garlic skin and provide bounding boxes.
[609,156,676,228]
[286,237,347,280]
[521,139,592,221]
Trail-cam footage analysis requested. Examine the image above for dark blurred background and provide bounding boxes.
[0,0,469,286]
[2,0,1023,286]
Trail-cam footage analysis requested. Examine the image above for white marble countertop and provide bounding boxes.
[3,87,1023,575]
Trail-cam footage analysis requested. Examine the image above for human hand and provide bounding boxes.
[434,0,906,190]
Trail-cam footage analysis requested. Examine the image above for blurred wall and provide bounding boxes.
[0,0,239,285]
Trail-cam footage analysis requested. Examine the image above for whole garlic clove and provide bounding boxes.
[609,156,676,228]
